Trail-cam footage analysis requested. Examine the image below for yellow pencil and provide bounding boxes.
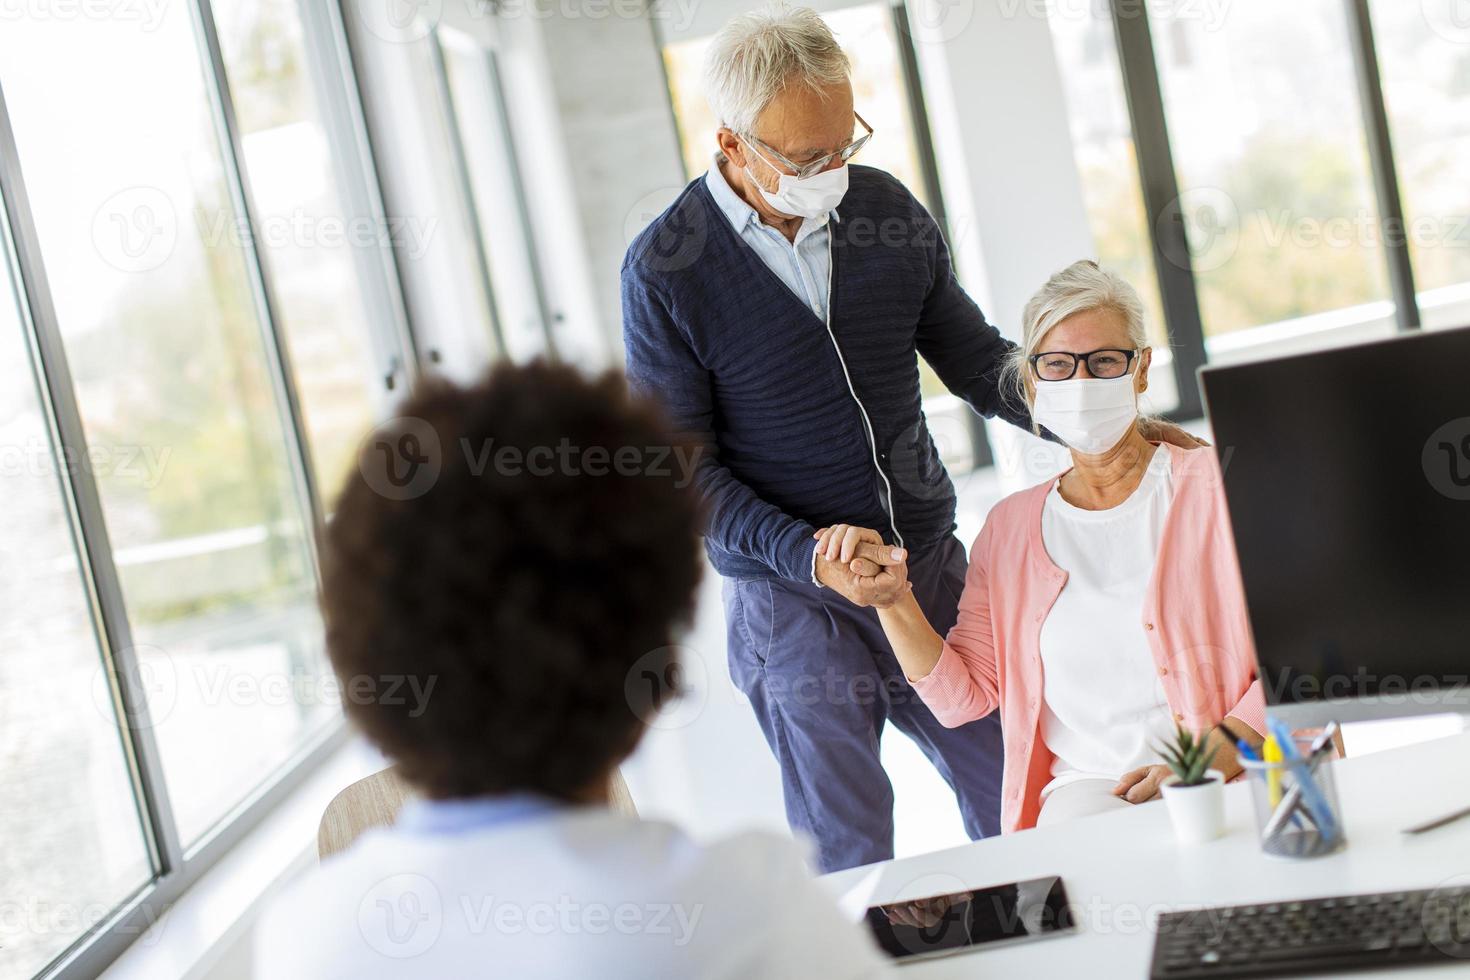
[1263,736,1284,807]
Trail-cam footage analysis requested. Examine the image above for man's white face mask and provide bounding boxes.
[743,140,849,220]
[1030,373,1141,455]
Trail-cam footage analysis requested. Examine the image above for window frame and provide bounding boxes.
[1106,0,1419,422]
[0,0,404,975]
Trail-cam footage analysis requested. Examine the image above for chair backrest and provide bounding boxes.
[317,766,414,861]
[317,767,638,861]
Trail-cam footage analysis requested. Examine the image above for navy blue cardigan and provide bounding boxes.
[622,166,1029,583]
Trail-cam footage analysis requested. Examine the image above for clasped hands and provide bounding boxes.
[812,524,911,608]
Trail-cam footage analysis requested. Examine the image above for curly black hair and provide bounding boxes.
[321,361,704,801]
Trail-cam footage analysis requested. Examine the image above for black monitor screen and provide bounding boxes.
[1199,326,1470,711]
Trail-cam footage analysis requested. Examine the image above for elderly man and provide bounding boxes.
[623,5,1192,872]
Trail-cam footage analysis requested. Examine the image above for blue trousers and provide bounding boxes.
[723,534,1005,873]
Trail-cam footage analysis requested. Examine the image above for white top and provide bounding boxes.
[254,807,890,979]
[1037,446,1179,797]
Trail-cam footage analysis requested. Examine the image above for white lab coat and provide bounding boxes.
[254,807,891,978]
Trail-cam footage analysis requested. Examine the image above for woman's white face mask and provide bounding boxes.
[1030,373,1140,455]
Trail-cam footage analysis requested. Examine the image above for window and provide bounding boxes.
[436,28,552,364]
[340,22,505,382]
[212,0,395,499]
[1150,1,1390,339]
[0,7,334,849]
[0,216,153,980]
[1367,0,1470,330]
[1045,6,1179,414]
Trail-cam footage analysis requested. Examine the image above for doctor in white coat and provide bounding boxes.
[253,362,890,979]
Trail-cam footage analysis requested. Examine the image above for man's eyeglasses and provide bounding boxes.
[741,112,874,180]
[1029,348,1142,382]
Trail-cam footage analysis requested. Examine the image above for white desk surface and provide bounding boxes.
[823,730,1470,978]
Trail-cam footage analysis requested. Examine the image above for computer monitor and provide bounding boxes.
[1199,325,1470,726]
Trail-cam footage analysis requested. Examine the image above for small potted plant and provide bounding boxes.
[1157,724,1226,844]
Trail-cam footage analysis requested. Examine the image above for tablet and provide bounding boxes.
[863,875,1075,963]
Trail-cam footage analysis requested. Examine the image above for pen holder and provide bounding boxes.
[1240,743,1347,859]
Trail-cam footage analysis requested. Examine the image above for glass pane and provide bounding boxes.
[1151,0,1390,340]
[438,32,549,363]
[0,217,153,980]
[0,8,335,847]
[1367,0,1470,330]
[212,0,390,501]
[1046,5,1179,414]
[663,2,935,211]
[345,27,501,381]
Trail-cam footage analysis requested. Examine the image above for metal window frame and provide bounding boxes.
[191,0,326,551]
[889,0,993,469]
[0,0,415,974]
[0,70,351,980]
[295,0,423,389]
[427,27,512,360]
[1108,0,1424,421]
[484,44,563,360]
[430,25,562,363]
[1109,0,1208,421]
[1345,0,1420,332]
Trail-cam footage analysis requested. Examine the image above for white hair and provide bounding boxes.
[703,4,851,136]
[1004,260,1151,422]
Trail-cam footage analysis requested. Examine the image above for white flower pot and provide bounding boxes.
[1161,769,1226,844]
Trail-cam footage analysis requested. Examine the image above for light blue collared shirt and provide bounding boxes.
[395,793,561,836]
[704,154,836,324]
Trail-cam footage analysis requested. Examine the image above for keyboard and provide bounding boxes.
[1150,885,1470,978]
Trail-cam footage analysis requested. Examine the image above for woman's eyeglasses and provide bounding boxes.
[1029,348,1141,382]
[742,112,874,180]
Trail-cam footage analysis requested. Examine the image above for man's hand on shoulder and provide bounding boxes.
[812,525,910,608]
[1139,417,1210,449]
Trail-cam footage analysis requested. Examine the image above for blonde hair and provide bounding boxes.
[1002,260,1150,429]
[704,4,851,136]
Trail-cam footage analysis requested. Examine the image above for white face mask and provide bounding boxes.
[1031,373,1140,454]
[744,143,849,220]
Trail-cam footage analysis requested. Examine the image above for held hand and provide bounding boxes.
[1112,764,1174,804]
[813,525,910,608]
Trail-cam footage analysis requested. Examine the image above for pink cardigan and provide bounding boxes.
[912,443,1267,834]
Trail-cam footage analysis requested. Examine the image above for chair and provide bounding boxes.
[317,767,638,860]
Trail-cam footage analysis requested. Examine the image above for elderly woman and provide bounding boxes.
[820,260,1267,830]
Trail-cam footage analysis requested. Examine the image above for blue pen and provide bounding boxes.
[1267,718,1339,841]
[1236,738,1260,762]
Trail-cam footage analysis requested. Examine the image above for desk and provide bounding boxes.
[822,731,1470,978]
